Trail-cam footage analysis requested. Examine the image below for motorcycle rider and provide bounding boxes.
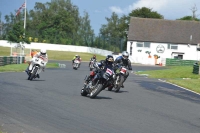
[113,51,132,88]
[72,55,81,67]
[85,55,114,85]
[26,49,48,78]
[88,55,97,67]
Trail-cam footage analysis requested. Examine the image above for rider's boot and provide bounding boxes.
[121,83,124,88]
[36,74,40,78]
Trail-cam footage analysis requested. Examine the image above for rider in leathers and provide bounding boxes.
[85,55,114,85]
[27,49,48,78]
[88,55,97,67]
[113,51,132,88]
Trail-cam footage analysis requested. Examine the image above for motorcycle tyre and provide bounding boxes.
[107,86,113,91]
[81,89,88,96]
[90,84,103,99]
[29,67,38,81]
[115,75,124,92]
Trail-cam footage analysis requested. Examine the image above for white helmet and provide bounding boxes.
[122,51,129,60]
[40,49,47,55]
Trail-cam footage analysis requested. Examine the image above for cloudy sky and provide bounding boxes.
[0,0,200,35]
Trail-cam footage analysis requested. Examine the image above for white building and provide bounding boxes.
[127,17,200,66]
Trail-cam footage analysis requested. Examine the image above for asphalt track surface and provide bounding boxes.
[0,61,200,133]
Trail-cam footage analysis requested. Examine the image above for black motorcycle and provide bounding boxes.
[81,67,114,98]
[108,65,127,92]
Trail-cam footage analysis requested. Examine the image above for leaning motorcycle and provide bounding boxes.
[81,67,114,99]
[28,56,47,81]
[108,65,127,92]
[89,59,96,71]
[73,59,80,70]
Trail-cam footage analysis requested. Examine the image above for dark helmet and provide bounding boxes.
[106,55,114,65]
[122,51,129,60]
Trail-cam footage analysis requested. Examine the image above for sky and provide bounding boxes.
[0,0,200,35]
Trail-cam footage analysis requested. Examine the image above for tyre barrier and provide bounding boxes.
[0,56,25,66]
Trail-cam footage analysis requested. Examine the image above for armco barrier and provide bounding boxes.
[0,56,25,66]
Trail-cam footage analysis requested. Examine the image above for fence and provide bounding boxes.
[0,56,25,66]
[166,58,197,66]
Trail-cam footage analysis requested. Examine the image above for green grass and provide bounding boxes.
[0,46,106,61]
[0,45,106,72]
[0,63,58,72]
[136,66,200,94]
[168,79,200,93]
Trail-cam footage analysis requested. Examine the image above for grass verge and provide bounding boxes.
[136,66,200,94]
[0,46,106,61]
[0,63,58,72]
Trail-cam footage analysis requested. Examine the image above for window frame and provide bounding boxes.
[168,43,178,50]
[136,42,151,48]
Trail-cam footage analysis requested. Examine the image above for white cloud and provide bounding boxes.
[109,0,200,20]
[129,0,167,11]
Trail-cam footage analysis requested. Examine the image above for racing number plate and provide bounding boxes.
[120,67,126,74]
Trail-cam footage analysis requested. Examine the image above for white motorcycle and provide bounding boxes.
[73,59,80,70]
[28,56,47,80]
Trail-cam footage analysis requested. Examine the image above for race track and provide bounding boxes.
[0,61,200,133]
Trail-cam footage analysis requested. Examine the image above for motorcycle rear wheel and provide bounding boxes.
[107,85,113,91]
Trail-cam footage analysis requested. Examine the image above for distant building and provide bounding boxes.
[127,17,200,65]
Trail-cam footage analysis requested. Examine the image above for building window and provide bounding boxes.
[136,42,151,48]
[168,44,178,50]
[136,42,143,47]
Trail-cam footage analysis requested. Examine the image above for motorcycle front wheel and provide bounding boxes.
[115,75,124,92]
[89,83,103,99]
[81,85,88,96]
[29,67,38,81]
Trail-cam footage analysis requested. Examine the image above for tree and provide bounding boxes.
[177,16,199,21]
[78,11,94,46]
[7,21,30,44]
[99,12,125,51]
[177,4,200,21]
[129,7,164,19]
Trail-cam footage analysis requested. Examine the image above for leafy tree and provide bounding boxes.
[7,21,30,44]
[129,7,164,19]
[177,16,199,21]
[177,4,200,21]
[78,11,94,46]
[99,12,127,51]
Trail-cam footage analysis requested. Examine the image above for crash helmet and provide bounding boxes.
[40,49,47,55]
[122,51,129,60]
[106,55,114,65]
